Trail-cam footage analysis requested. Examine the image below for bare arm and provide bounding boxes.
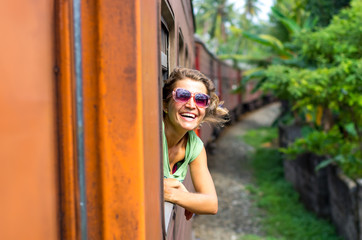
[164,147,218,215]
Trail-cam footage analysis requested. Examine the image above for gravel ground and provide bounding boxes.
[192,102,281,240]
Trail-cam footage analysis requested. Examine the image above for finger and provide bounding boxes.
[164,178,181,188]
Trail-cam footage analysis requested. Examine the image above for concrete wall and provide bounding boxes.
[328,166,360,240]
[280,124,362,240]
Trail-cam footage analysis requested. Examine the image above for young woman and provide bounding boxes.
[162,67,228,219]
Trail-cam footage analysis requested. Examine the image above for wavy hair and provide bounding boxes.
[163,67,229,125]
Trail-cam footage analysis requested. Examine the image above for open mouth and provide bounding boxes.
[180,113,196,120]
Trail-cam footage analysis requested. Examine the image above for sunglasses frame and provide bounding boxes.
[172,88,210,108]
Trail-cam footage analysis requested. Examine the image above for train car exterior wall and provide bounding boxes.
[161,0,195,75]
[195,40,220,144]
[2,0,164,239]
[195,39,243,144]
[161,1,197,240]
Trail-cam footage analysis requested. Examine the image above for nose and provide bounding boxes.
[185,96,196,108]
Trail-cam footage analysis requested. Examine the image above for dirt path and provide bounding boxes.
[192,102,281,240]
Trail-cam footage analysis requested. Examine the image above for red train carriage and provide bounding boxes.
[219,62,242,122]
[194,37,220,145]
[195,38,243,145]
[242,79,265,111]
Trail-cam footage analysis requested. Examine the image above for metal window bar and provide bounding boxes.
[72,0,88,239]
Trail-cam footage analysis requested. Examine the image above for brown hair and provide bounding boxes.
[163,67,229,125]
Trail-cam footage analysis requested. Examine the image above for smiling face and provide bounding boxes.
[164,78,208,132]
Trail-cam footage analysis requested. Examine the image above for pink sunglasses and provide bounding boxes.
[172,88,210,108]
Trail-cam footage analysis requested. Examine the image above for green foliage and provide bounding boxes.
[281,126,362,179]
[194,0,276,57]
[240,127,278,148]
[239,235,280,240]
[271,7,301,36]
[223,1,319,94]
[269,0,312,42]
[263,59,362,115]
[306,0,351,27]
[243,0,262,20]
[193,0,362,178]
[193,0,237,53]
[261,0,362,179]
[241,128,341,240]
[223,27,293,59]
[295,0,362,65]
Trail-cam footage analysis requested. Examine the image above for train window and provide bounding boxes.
[161,0,175,76]
[161,22,169,82]
[178,30,184,67]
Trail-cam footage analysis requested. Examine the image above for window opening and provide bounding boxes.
[161,22,169,82]
[178,31,184,67]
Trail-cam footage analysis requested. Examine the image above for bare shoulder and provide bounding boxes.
[190,146,207,166]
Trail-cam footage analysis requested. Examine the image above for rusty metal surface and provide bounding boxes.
[140,0,164,238]
[56,0,162,238]
[55,0,79,238]
[0,0,59,239]
[80,0,162,239]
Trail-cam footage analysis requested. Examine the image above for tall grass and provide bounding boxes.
[239,128,341,240]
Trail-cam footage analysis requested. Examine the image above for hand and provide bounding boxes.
[164,178,188,203]
[164,179,194,219]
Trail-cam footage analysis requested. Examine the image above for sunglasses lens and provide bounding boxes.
[195,94,210,107]
[173,88,210,108]
[175,89,191,102]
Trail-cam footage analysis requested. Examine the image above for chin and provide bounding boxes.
[179,120,199,131]
[182,125,197,131]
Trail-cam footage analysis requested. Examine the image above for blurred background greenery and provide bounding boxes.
[193,0,361,180]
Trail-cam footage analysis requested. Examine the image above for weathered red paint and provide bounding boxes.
[80,0,162,239]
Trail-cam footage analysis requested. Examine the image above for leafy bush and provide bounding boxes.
[281,126,362,179]
[295,0,362,65]
[262,0,362,179]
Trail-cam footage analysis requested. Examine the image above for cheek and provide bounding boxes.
[199,109,207,119]
[168,102,182,114]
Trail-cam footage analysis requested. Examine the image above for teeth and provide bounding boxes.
[181,113,196,119]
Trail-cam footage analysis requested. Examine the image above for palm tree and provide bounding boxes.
[193,0,235,49]
[243,0,261,20]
